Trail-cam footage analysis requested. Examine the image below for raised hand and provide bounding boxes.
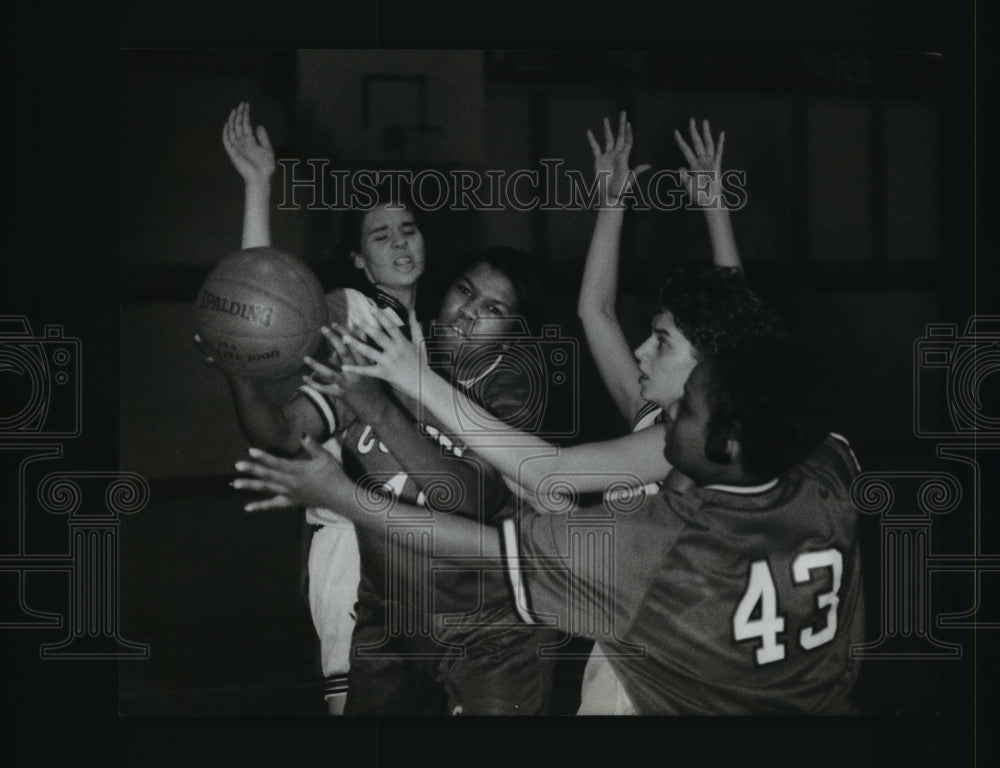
[222,101,276,186]
[233,435,351,512]
[673,117,726,209]
[339,308,428,398]
[586,111,652,208]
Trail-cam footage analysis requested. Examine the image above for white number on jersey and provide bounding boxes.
[733,560,787,664]
[733,548,843,666]
[792,549,843,650]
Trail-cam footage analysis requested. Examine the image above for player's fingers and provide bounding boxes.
[689,117,707,157]
[239,102,253,136]
[244,494,296,513]
[232,477,287,495]
[634,163,652,179]
[325,325,364,367]
[340,334,384,364]
[302,377,343,398]
[244,446,294,472]
[375,309,406,349]
[615,111,627,150]
[354,318,391,355]
[330,323,364,362]
[586,129,601,158]
[329,325,367,367]
[319,325,347,358]
[624,120,634,150]
[256,125,272,150]
[232,102,244,137]
[234,455,275,476]
[703,119,715,158]
[674,129,697,166]
[339,362,382,379]
[234,462,294,491]
[603,116,614,152]
[714,131,725,172]
[303,354,339,378]
[342,337,368,367]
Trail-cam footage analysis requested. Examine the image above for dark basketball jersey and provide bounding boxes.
[503,433,865,714]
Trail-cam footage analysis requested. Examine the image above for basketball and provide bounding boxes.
[194,247,329,380]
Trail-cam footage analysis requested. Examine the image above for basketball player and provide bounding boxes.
[289,113,786,713]
[303,246,562,716]
[213,102,431,713]
[235,335,866,715]
[575,112,756,710]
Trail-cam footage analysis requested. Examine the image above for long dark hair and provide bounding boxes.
[320,179,426,306]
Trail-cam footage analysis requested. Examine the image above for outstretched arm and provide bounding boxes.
[674,118,742,270]
[339,311,673,499]
[234,435,500,558]
[235,439,641,641]
[222,101,276,249]
[303,326,510,517]
[195,333,327,456]
[578,112,652,423]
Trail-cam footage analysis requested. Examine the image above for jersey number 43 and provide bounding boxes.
[732,548,843,666]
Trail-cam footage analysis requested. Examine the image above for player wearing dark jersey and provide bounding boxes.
[506,430,863,714]
[236,338,864,715]
[296,247,561,716]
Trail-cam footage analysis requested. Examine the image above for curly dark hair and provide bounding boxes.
[654,265,786,359]
[703,340,841,480]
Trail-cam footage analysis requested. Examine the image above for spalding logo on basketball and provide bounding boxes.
[194,247,329,380]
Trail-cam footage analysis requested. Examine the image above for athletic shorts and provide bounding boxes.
[307,523,361,699]
[344,572,560,715]
[435,599,560,715]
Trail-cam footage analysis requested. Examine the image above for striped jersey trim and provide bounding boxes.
[829,432,862,472]
[632,401,664,431]
[500,517,534,625]
[703,477,780,494]
[371,289,409,327]
[298,384,338,441]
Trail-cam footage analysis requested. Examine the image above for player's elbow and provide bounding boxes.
[244,427,300,458]
[577,299,615,324]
